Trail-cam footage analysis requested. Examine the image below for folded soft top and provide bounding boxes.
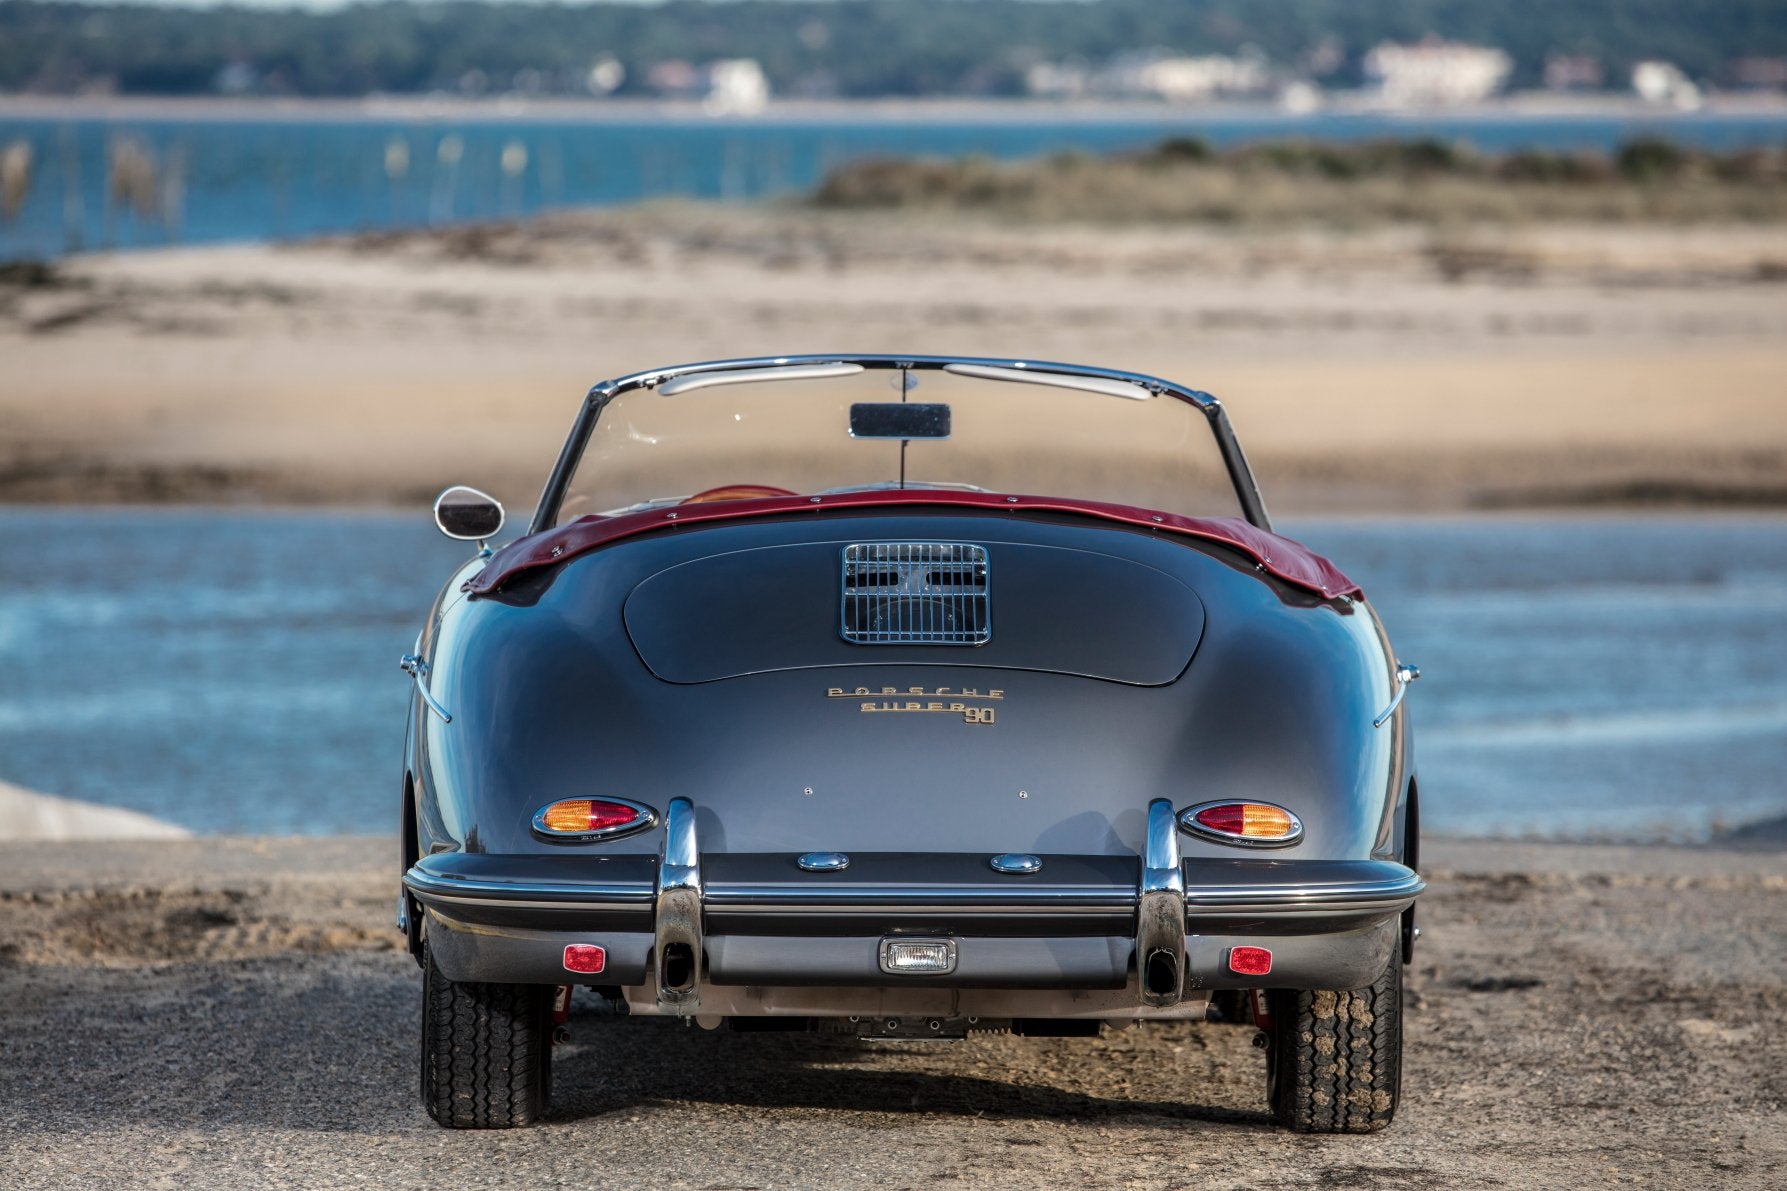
[463,489,1361,601]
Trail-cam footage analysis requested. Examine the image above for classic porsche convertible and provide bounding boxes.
[397,354,1422,1133]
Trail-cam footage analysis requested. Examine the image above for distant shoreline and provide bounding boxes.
[4,92,1787,125]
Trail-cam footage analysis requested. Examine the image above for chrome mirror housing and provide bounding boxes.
[433,485,504,552]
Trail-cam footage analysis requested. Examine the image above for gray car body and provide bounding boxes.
[398,355,1421,1022]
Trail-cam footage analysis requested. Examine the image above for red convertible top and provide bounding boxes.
[463,490,1361,600]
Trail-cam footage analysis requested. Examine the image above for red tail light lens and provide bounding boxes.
[1180,801,1304,847]
[563,944,607,974]
[533,798,658,840]
[1228,946,1273,976]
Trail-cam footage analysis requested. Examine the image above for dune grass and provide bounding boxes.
[812,136,1787,226]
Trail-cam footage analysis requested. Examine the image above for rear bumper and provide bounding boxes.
[404,797,1420,1013]
[421,914,1402,997]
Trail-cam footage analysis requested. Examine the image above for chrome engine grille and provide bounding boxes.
[841,543,990,646]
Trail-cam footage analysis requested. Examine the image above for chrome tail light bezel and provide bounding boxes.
[1177,800,1305,848]
[531,797,660,843]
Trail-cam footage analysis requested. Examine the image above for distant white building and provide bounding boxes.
[1363,40,1512,106]
[586,56,625,97]
[1026,61,1090,100]
[1078,50,1271,102]
[1140,55,1269,101]
[1631,61,1702,109]
[1278,81,1322,113]
[704,59,770,115]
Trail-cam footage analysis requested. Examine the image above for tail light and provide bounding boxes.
[533,798,658,841]
[1178,800,1303,847]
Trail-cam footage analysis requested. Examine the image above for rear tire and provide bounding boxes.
[420,941,553,1128]
[1266,937,1403,1133]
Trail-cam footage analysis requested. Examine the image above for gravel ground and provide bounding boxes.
[0,838,1782,1190]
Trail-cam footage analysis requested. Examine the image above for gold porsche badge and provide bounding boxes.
[827,686,1003,725]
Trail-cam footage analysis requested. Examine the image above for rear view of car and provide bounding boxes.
[396,356,1421,1132]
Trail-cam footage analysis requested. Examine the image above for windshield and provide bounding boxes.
[551,364,1240,526]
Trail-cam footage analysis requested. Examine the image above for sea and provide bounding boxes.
[1,508,1782,840]
[3,107,1787,262]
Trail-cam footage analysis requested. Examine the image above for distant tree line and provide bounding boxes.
[2,0,1786,98]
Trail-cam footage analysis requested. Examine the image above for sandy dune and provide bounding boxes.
[3,206,1785,517]
[0,779,189,841]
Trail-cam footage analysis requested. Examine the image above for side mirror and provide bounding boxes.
[433,485,504,551]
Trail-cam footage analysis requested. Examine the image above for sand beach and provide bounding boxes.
[0,835,1781,1188]
[3,205,1784,517]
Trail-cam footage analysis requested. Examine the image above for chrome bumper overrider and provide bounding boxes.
[402,797,1423,1011]
[1136,798,1186,1007]
[653,796,703,1014]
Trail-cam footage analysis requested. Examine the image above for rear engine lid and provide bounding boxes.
[623,540,1204,685]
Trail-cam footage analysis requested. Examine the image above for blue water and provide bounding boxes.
[1,508,1782,839]
[3,109,1786,261]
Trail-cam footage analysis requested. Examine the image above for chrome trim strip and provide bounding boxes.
[1373,662,1421,729]
[398,654,452,724]
[710,903,1130,917]
[654,797,703,1014]
[417,895,648,914]
[941,362,1155,401]
[656,362,864,396]
[607,355,1214,411]
[402,869,654,905]
[703,884,1133,907]
[1177,800,1305,849]
[1184,873,1425,908]
[530,797,659,844]
[1136,797,1188,1007]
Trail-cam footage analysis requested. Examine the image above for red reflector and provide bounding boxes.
[563,944,607,974]
[1229,946,1273,976]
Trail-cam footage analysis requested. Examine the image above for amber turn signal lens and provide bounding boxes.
[1183,801,1303,845]
[538,799,645,834]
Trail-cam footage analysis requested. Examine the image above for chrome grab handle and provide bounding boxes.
[654,797,703,1013]
[1136,797,1187,1008]
[1372,662,1420,729]
[399,654,453,724]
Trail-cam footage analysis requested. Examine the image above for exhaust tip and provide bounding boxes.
[1143,948,1182,1000]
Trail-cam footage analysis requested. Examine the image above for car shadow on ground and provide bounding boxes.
[546,1007,1274,1129]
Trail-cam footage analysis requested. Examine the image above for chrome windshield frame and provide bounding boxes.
[527,354,1272,534]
